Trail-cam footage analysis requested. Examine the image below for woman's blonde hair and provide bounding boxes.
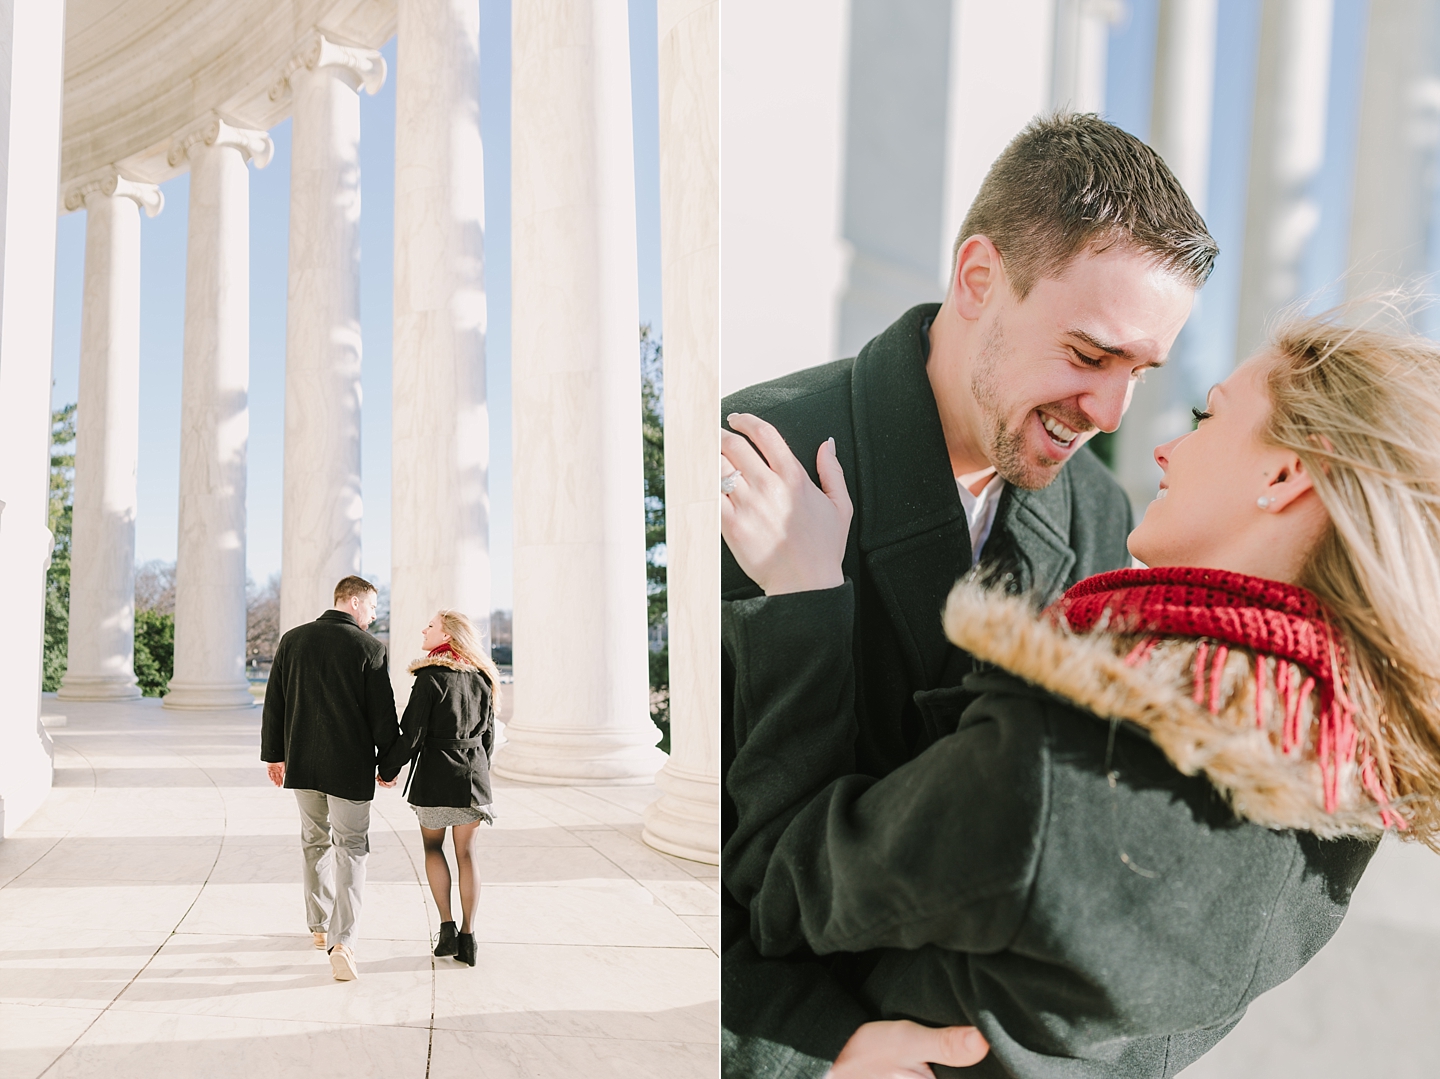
[1265,307,1440,844]
[436,609,502,711]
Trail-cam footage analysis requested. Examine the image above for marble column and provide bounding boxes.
[391,0,491,708]
[498,0,665,786]
[1050,0,1124,114]
[281,35,385,633]
[58,174,164,701]
[831,0,955,360]
[164,119,273,711]
[643,0,720,861]
[719,0,847,395]
[1346,0,1440,300]
[937,0,1054,300]
[0,0,66,836]
[1234,0,1333,361]
[1113,0,1219,518]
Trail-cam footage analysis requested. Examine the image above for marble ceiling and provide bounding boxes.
[60,0,396,196]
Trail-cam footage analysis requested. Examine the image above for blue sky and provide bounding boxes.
[48,0,664,610]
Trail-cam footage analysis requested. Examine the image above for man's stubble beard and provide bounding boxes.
[969,319,1065,491]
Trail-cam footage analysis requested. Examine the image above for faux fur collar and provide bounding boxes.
[408,653,480,674]
[943,581,1390,837]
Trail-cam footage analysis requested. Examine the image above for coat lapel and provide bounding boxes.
[849,303,1083,688]
[851,305,970,687]
[987,467,1077,606]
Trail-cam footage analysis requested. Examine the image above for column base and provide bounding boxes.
[162,680,257,710]
[642,761,719,864]
[493,722,666,786]
[57,674,142,701]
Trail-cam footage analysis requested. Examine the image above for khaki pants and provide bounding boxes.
[294,790,370,951]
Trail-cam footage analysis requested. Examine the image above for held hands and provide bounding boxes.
[721,413,853,596]
[376,773,398,788]
[826,1020,990,1079]
[266,762,285,788]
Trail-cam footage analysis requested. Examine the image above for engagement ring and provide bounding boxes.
[721,469,742,495]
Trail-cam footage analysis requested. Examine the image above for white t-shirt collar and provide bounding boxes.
[955,468,1004,566]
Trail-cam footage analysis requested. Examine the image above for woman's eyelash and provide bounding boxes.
[1191,407,1213,424]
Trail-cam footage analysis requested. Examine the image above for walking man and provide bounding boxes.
[261,575,400,981]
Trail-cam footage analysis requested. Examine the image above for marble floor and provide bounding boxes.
[0,695,718,1079]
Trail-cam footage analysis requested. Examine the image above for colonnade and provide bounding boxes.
[724,0,1440,531]
[0,2,720,862]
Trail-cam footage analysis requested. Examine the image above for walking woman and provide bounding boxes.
[379,610,499,967]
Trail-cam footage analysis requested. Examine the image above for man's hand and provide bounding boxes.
[266,762,285,788]
[721,413,853,596]
[827,1020,989,1079]
[377,773,398,788]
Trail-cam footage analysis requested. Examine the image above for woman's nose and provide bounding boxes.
[1153,435,1181,471]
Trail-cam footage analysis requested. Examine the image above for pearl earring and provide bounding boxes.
[1257,496,1275,510]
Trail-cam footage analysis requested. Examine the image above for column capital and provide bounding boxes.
[63,170,164,217]
[168,116,274,170]
[270,33,387,101]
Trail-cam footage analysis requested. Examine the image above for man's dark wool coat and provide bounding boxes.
[721,303,1135,1075]
[261,610,400,802]
[722,583,1376,1079]
[378,654,496,809]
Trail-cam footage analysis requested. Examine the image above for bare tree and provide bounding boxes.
[246,574,281,668]
[490,609,512,646]
[134,560,176,614]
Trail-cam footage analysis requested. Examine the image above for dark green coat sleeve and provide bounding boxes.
[722,584,874,1074]
[378,671,430,782]
[745,691,1047,960]
[723,584,858,910]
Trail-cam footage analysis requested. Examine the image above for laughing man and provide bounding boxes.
[720,113,1217,1078]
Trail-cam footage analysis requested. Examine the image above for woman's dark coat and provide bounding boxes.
[723,583,1379,1079]
[378,654,495,809]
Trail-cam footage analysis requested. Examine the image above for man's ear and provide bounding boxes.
[951,235,1005,321]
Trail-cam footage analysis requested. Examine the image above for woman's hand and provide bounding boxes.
[721,413,853,596]
[827,1020,990,1078]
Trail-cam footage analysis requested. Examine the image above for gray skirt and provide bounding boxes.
[412,802,494,829]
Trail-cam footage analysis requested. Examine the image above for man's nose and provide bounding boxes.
[1082,372,1133,434]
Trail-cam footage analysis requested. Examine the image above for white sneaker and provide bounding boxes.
[313,931,327,950]
[329,943,358,981]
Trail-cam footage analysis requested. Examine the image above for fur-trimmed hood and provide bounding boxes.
[943,580,1392,838]
[408,653,480,675]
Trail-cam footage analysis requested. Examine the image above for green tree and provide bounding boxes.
[133,607,175,697]
[133,560,176,696]
[640,324,670,752]
[42,404,77,691]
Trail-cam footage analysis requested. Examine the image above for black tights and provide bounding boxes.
[420,822,481,933]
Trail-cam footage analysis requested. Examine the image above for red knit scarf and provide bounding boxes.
[428,642,456,660]
[1048,567,1398,827]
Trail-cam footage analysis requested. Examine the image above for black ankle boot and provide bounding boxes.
[433,921,458,957]
[456,931,476,967]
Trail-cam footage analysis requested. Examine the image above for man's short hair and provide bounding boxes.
[954,112,1217,299]
[334,575,377,604]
